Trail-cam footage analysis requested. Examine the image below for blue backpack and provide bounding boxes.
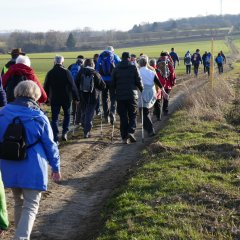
[216,56,223,64]
[99,51,115,76]
[70,63,81,80]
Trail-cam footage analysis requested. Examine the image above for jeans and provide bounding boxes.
[51,102,71,142]
[193,64,200,76]
[186,65,191,74]
[80,102,96,135]
[117,99,137,140]
[12,188,41,240]
[142,107,154,134]
[102,81,116,118]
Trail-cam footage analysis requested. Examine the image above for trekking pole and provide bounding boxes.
[141,96,144,143]
[72,101,78,136]
[111,122,114,143]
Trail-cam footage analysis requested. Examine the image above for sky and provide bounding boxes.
[0,0,239,32]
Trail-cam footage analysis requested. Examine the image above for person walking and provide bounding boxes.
[169,47,180,69]
[96,46,121,124]
[184,50,192,75]
[139,56,169,137]
[1,48,25,76]
[0,80,61,240]
[75,59,106,138]
[202,51,208,73]
[2,55,47,104]
[215,52,224,74]
[191,49,202,77]
[111,52,144,143]
[93,53,101,116]
[156,52,176,115]
[44,56,79,143]
[205,52,211,76]
[68,55,84,126]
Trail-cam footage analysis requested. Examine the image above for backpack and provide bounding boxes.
[0,117,39,161]
[5,74,27,103]
[216,56,223,64]
[70,63,81,80]
[184,54,191,65]
[79,70,94,93]
[99,51,115,76]
[157,58,170,79]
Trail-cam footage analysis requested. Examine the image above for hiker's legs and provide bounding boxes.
[62,102,71,135]
[186,65,191,74]
[102,82,110,118]
[163,89,171,114]
[51,104,61,142]
[127,99,137,134]
[117,100,129,140]
[109,83,116,115]
[12,188,41,240]
[83,103,96,135]
[154,99,162,120]
[142,107,154,133]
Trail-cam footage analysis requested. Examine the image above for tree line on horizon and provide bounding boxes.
[0,14,239,54]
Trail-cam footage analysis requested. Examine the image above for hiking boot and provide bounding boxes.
[109,113,116,125]
[62,133,68,141]
[127,133,137,143]
[84,132,91,138]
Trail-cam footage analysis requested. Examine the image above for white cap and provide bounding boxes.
[105,46,114,52]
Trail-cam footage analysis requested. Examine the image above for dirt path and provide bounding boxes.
[4,50,235,239]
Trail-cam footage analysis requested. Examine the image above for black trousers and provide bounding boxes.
[117,99,138,140]
[163,88,171,113]
[141,107,154,134]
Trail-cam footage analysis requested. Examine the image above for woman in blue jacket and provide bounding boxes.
[0,80,61,240]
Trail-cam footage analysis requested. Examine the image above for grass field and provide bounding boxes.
[96,68,240,240]
[0,39,229,83]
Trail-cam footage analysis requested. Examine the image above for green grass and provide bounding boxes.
[0,39,230,83]
[96,68,240,240]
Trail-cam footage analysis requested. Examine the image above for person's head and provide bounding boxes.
[8,48,25,60]
[130,54,137,61]
[83,58,94,68]
[14,80,41,102]
[16,55,31,67]
[160,51,168,57]
[93,53,99,61]
[121,52,131,61]
[139,57,148,67]
[105,46,114,52]
[196,49,200,53]
[76,55,84,64]
[54,55,64,65]
[149,58,157,68]
[171,47,174,52]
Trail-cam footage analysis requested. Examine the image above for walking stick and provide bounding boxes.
[72,101,78,136]
[141,96,144,143]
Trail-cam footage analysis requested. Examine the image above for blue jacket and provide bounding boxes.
[96,51,121,81]
[0,76,7,107]
[0,98,60,191]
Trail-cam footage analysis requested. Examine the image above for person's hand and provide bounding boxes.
[51,172,61,182]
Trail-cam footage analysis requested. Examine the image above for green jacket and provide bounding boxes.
[0,172,8,230]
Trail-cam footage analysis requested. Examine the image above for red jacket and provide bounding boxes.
[2,63,47,103]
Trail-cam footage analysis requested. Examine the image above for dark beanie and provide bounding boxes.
[122,52,130,59]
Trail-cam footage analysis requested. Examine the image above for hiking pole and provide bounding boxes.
[72,101,78,136]
[141,96,144,143]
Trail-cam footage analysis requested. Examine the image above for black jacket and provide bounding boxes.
[44,64,79,104]
[75,67,106,104]
[111,60,143,101]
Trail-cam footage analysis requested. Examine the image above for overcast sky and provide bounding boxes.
[0,0,239,32]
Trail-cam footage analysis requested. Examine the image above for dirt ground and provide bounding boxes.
[3,62,233,240]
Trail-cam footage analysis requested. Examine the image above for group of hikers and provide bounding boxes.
[182,48,226,76]
[0,44,225,239]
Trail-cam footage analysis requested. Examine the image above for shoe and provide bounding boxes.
[62,133,68,141]
[127,133,137,143]
[109,113,116,125]
[122,138,128,144]
[84,132,91,138]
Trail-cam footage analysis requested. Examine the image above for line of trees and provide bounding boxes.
[0,14,239,53]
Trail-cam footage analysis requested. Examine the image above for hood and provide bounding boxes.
[7,63,34,76]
